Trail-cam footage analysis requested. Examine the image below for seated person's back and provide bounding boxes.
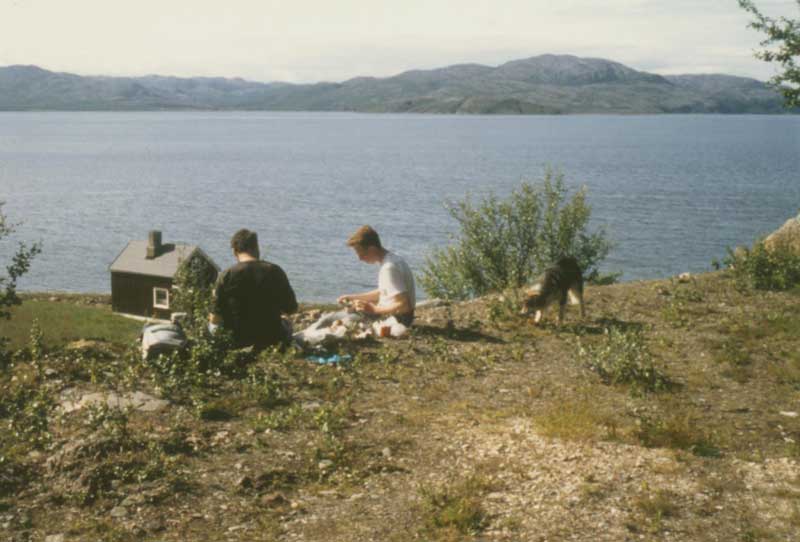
[210,229,297,349]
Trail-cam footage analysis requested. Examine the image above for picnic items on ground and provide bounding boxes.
[293,310,408,346]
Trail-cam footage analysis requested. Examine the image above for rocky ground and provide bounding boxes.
[2,271,799,542]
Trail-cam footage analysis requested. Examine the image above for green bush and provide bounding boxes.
[171,252,219,333]
[1,375,56,452]
[421,170,613,300]
[725,239,800,291]
[145,327,240,398]
[579,327,671,395]
[0,203,41,362]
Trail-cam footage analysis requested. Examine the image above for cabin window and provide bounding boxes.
[153,287,170,309]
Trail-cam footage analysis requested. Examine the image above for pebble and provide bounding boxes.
[60,390,169,413]
[44,535,65,542]
[318,489,339,497]
[110,506,128,518]
[261,492,288,507]
[16,513,32,528]
[318,459,334,470]
[212,431,229,445]
[121,494,144,507]
[142,518,166,532]
[779,411,798,418]
[381,447,392,459]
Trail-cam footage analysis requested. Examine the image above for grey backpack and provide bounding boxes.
[141,323,187,360]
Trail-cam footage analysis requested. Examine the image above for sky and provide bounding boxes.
[0,0,796,83]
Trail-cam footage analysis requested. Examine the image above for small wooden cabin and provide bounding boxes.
[109,231,219,319]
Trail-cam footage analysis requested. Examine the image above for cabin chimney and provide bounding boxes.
[146,230,162,259]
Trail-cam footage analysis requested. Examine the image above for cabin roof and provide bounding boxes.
[109,240,219,279]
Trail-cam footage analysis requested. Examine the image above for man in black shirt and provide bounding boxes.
[209,229,298,350]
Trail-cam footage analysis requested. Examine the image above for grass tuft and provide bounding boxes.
[419,475,493,541]
[533,395,617,442]
[633,404,720,457]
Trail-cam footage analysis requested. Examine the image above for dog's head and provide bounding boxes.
[520,291,544,315]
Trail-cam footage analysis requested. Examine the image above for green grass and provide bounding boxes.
[4,300,141,350]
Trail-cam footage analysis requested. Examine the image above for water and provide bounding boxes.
[1,112,798,302]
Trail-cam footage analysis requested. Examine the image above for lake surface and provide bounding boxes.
[1,112,798,302]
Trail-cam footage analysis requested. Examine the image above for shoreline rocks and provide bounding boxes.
[765,214,800,254]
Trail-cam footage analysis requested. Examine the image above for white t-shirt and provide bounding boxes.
[377,251,416,311]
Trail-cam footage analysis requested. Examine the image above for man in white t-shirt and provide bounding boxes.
[337,225,416,326]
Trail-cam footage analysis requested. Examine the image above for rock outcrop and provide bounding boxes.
[765,214,800,254]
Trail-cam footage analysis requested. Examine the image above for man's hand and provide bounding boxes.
[353,300,377,314]
[208,313,222,334]
[337,295,351,305]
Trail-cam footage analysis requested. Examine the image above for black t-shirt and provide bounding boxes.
[212,260,298,349]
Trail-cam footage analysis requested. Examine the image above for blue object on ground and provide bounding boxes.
[306,354,352,365]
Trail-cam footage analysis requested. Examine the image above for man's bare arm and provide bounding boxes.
[337,289,380,305]
[356,292,410,317]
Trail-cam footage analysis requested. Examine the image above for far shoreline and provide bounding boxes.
[1,109,798,116]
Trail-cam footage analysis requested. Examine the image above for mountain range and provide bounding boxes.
[0,54,793,114]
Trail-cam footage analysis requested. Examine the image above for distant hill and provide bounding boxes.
[0,55,794,114]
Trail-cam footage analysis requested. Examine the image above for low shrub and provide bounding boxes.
[725,240,800,291]
[83,402,133,444]
[486,289,526,324]
[0,203,41,361]
[145,327,247,399]
[579,327,671,395]
[1,375,55,451]
[421,170,613,300]
[171,251,219,333]
[245,365,284,409]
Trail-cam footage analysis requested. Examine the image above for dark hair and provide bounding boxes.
[231,229,259,257]
[346,225,382,249]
